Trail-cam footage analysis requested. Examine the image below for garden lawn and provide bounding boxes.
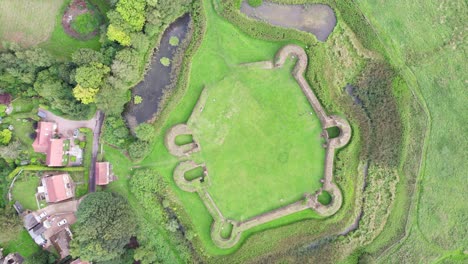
[2,229,40,258]
[189,59,324,221]
[12,173,39,210]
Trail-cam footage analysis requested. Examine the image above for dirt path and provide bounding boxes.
[165,45,351,248]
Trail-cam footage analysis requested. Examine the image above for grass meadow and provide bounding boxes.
[0,0,64,48]
[0,0,108,59]
[189,60,324,221]
[103,0,368,259]
[357,0,467,261]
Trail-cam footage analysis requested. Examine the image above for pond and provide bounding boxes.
[240,1,337,42]
[125,14,191,127]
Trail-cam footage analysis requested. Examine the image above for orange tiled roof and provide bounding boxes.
[42,174,74,203]
[46,138,65,167]
[32,122,55,153]
[95,162,111,185]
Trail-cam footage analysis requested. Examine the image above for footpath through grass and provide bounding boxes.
[191,60,324,221]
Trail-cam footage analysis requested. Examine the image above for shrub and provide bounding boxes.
[169,36,180,46]
[128,140,149,160]
[71,13,100,35]
[160,57,171,67]
[247,0,263,7]
[135,123,154,141]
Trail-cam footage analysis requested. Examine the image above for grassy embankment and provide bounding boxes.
[356,0,467,262]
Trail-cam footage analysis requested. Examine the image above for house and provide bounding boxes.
[32,122,56,153]
[95,162,114,185]
[38,174,75,203]
[50,228,72,259]
[22,213,47,246]
[32,122,68,167]
[46,139,66,167]
[0,94,12,105]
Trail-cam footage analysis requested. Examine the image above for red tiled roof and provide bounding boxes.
[0,93,11,104]
[32,122,55,153]
[46,139,65,167]
[95,162,111,185]
[42,174,74,203]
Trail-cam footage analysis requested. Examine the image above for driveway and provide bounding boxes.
[39,108,96,137]
[39,109,104,193]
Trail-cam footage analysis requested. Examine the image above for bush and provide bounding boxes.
[247,0,263,7]
[128,140,149,160]
[135,123,154,141]
[71,13,100,35]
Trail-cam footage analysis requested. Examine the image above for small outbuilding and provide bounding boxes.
[95,162,115,185]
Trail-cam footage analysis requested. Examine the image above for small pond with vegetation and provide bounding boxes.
[241,1,337,41]
[125,14,191,127]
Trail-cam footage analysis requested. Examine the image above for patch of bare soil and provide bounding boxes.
[62,0,98,40]
[240,1,337,41]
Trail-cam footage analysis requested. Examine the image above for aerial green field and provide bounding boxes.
[136,0,335,254]
[356,0,467,262]
[0,0,104,59]
[190,60,324,220]
[0,0,63,47]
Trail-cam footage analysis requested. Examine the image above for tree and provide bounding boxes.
[116,0,146,31]
[70,192,136,262]
[74,62,110,89]
[135,123,154,141]
[73,85,99,104]
[0,129,12,145]
[95,84,130,115]
[107,24,131,46]
[24,250,56,264]
[72,48,104,66]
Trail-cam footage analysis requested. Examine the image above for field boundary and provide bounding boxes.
[165,44,352,248]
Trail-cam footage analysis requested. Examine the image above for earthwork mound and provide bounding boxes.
[62,0,103,40]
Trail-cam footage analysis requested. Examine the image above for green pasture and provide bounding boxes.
[135,0,328,254]
[190,60,324,221]
[0,0,64,48]
[357,0,467,261]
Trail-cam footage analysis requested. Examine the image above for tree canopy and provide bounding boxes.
[70,192,137,262]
